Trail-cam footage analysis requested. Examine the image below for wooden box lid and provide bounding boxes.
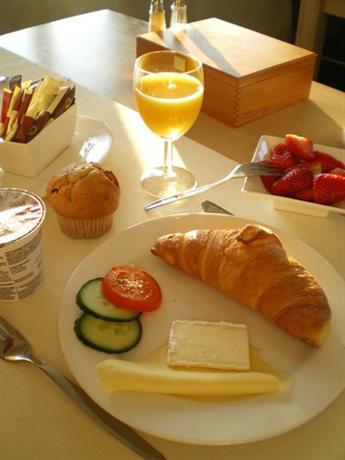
[136,17,316,88]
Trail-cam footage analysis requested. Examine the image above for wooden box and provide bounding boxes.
[136,18,317,126]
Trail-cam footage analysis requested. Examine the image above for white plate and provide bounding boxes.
[59,213,345,445]
[1,116,112,197]
[242,135,345,217]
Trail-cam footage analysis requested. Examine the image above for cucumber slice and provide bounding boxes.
[76,278,141,322]
[74,313,142,353]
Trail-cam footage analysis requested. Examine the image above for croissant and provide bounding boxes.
[151,224,331,347]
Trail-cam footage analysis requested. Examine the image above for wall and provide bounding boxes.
[0,0,293,42]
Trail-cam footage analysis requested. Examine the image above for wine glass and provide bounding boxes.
[134,50,204,197]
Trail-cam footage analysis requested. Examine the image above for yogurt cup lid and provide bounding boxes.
[0,188,46,246]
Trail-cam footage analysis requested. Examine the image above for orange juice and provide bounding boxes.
[135,72,203,139]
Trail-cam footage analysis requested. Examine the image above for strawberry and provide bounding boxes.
[331,168,345,177]
[261,174,279,192]
[286,159,322,175]
[313,173,345,205]
[270,143,286,156]
[259,159,281,192]
[313,151,345,173]
[285,134,315,160]
[271,167,313,197]
[270,144,297,171]
[294,187,314,202]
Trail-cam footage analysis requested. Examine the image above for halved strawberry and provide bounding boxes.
[270,143,286,156]
[294,187,314,202]
[313,151,345,173]
[285,134,315,160]
[259,159,281,192]
[261,174,279,192]
[331,168,345,177]
[313,173,345,205]
[270,144,297,171]
[271,167,313,197]
[286,159,322,175]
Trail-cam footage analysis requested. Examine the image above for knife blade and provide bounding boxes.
[66,383,166,460]
[201,200,234,215]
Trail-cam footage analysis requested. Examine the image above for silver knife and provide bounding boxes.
[0,314,165,460]
[201,200,234,215]
[11,371,165,459]
[0,316,165,460]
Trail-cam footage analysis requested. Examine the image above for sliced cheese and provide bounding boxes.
[167,320,250,370]
[97,346,282,396]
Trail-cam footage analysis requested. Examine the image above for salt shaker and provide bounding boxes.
[170,0,187,29]
[148,0,166,33]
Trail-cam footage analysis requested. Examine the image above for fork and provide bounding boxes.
[0,316,165,460]
[144,161,281,211]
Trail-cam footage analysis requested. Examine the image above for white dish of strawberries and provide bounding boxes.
[242,134,345,217]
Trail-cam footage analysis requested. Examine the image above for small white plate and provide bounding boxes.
[59,213,344,445]
[1,116,112,197]
[242,135,345,217]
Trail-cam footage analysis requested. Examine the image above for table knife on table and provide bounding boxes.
[201,200,234,215]
[60,382,166,460]
[0,317,165,460]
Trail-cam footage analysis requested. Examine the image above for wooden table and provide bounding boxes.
[1,9,344,164]
[0,10,344,460]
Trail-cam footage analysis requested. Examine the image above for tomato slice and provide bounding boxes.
[102,265,162,312]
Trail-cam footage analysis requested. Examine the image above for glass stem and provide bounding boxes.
[0,167,4,187]
[163,139,174,176]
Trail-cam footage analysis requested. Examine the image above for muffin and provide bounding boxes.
[47,162,120,238]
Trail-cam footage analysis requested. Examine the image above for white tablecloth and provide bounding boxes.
[0,47,344,460]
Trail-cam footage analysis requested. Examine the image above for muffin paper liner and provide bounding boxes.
[56,214,113,239]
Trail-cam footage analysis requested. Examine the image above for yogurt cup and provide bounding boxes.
[0,188,46,302]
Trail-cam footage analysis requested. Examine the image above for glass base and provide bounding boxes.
[140,165,196,197]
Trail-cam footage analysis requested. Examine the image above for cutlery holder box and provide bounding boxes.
[136,18,316,126]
